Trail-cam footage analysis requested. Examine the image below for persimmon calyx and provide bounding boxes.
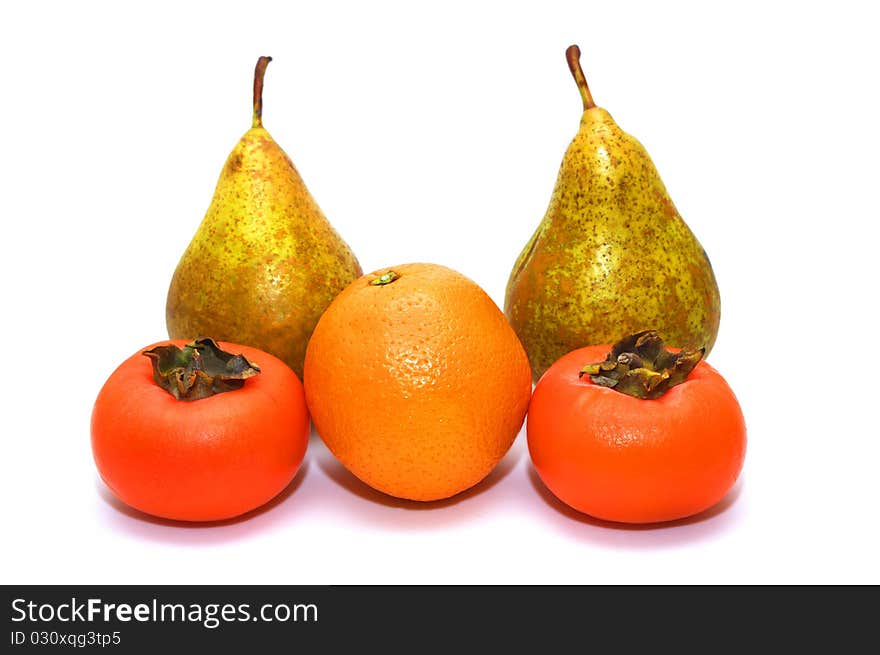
[143,337,261,401]
[579,330,704,400]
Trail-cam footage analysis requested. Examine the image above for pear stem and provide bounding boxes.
[252,56,272,129]
[565,45,595,110]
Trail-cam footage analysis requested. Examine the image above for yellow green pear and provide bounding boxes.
[166,56,362,378]
[505,45,720,382]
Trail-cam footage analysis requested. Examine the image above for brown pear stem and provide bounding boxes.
[252,56,272,128]
[565,45,595,110]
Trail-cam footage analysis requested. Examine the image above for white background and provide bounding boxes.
[1,1,878,584]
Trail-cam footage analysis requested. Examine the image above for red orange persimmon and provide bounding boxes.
[91,338,309,521]
[527,332,746,523]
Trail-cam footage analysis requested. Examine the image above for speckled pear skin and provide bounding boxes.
[504,48,720,383]
[166,57,361,379]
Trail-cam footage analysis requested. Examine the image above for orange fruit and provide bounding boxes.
[304,263,532,501]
